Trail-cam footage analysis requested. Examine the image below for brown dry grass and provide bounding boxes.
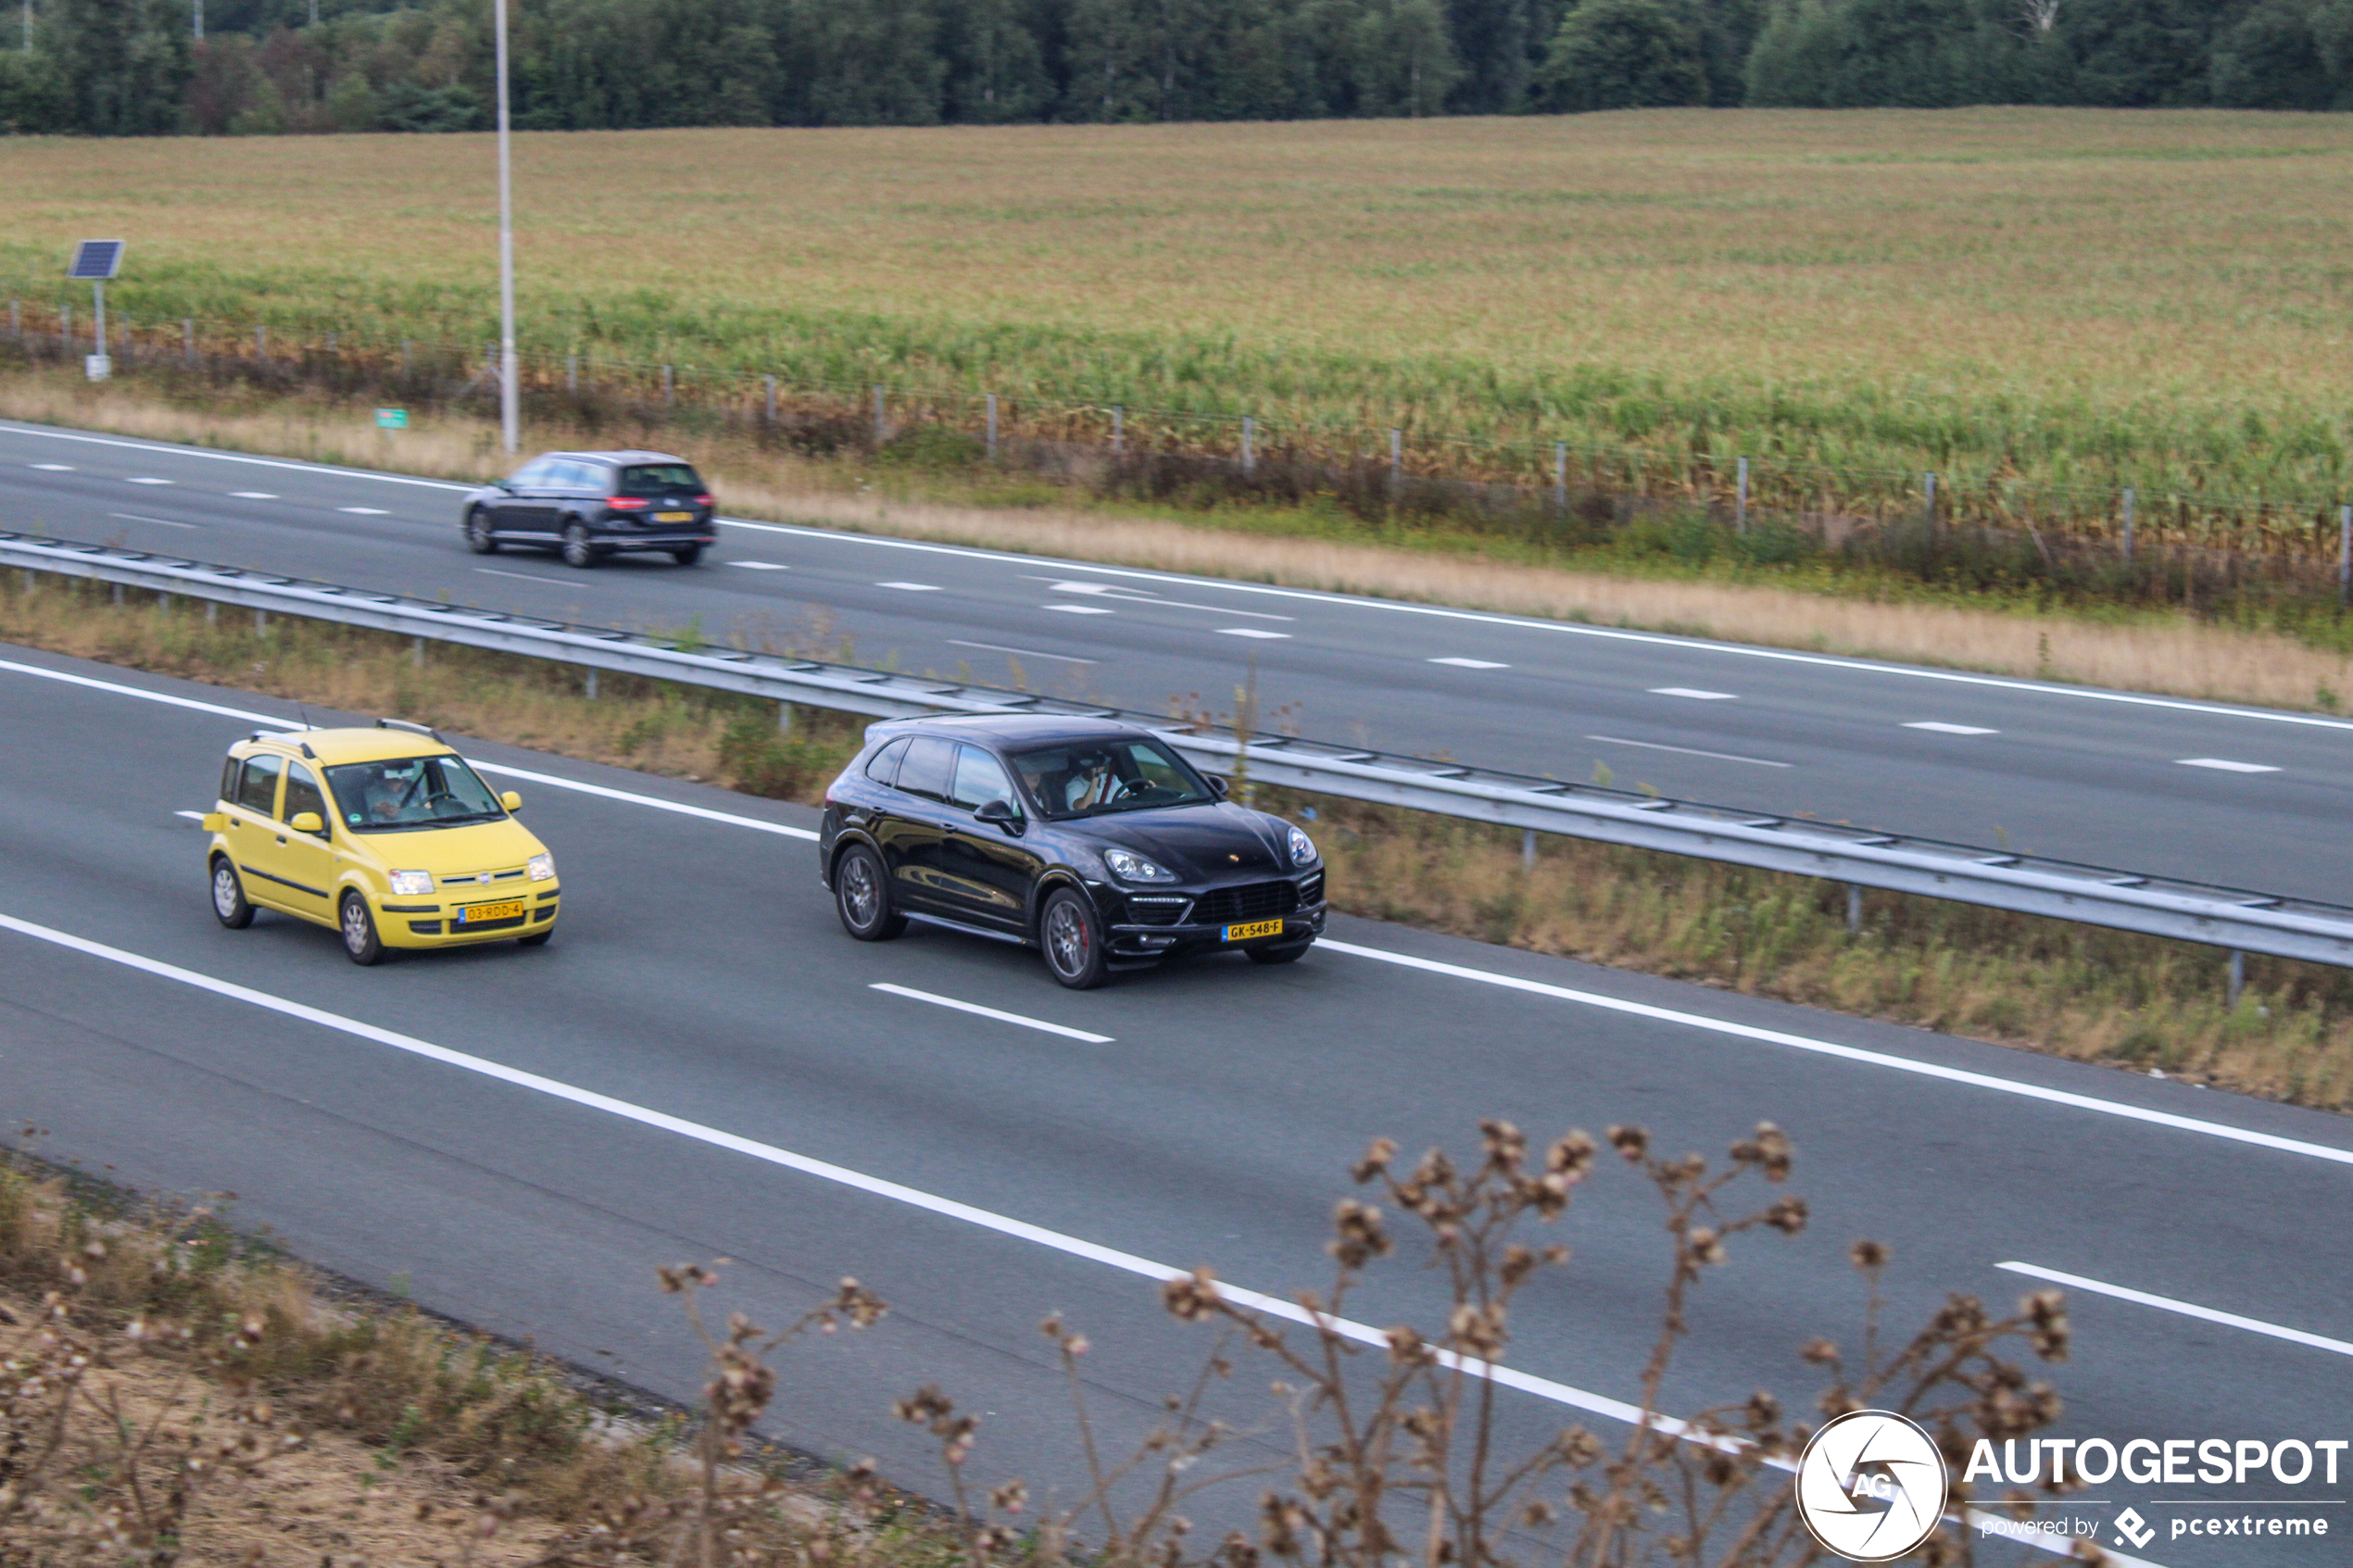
[8,370,2353,715]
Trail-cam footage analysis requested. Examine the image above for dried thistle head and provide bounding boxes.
[1730,1122,1794,1181]
[2022,1289,2070,1361]
[1479,1119,1527,1173]
[1687,1227,1728,1266]
[1848,1238,1889,1273]
[1351,1136,1397,1185]
[1606,1124,1649,1164]
[1162,1268,1222,1323]
[1763,1196,1809,1235]
[1327,1198,1390,1270]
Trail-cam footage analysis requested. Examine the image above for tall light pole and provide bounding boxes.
[494,0,519,455]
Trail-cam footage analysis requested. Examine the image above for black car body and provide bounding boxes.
[817,715,1327,988]
[460,449,718,567]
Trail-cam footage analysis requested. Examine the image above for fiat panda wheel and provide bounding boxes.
[834,845,904,941]
[1040,888,1107,990]
[209,858,254,929]
[339,891,385,966]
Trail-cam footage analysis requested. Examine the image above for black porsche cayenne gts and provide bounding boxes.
[818,715,1327,988]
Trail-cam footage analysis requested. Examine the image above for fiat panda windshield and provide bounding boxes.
[1007,737,1214,820]
[324,755,506,832]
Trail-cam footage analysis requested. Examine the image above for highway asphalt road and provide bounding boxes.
[5,418,2353,904]
[2,642,2348,1564]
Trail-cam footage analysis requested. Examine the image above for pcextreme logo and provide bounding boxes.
[1794,1410,1951,1562]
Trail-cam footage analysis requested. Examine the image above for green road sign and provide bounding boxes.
[374,408,409,430]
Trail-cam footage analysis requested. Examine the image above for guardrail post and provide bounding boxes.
[1846,883,1862,935]
[584,669,598,699]
[1112,405,1124,455]
[1241,416,1254,477]
[1521,828,1537,871]
[111,583,122,607]
[987,394,999,462]
[2121,486,2134,563]
[1736,456,1750,534]
[205,601,216,626]
[253,608,268,634]
[410,636,424,669]
[2228,948,2246,1009]
[777,700,794,735]
[157,592,171,612]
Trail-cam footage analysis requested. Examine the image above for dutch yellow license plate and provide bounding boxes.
[655,510,693,522]
[458,900,527,924]
[1224,919,1285,943]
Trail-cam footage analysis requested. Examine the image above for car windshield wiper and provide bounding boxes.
[427,810,505,824]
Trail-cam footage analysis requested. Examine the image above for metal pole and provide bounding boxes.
[1736,456,1749,534]
[2228,949,2245,1010]
[1240,416,1254,477]
[1846,883,1862,935]
[763,373,775,423]
[1924,470,1936,534]
[2339,505,2350,609]
[777,700,793,734]
[255,322,265,362]
[567,350,578,395]
[1553,442,1567,513]
[1389,428,1402,504]
[661,363,673,407]
[2121,486,2134,564]
[987,393,999,460]
[494,0,519,456]
[1520,828,1536,872]
[1112,405,1123,454]
[872,385,886,445]
[182,318,194,364]
[91,280,104,358]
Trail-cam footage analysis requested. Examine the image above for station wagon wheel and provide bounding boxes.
[339,891,385,966]
[561,522,601,569]
[834,845,905,941]
[464,508,497,554]
[209,858,254,929]
[1040,888,1107,990]
[671,545,703,567]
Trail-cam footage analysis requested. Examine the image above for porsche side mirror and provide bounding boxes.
[1207,774,1229,797]
[500,791,523,812]
[975,797,1024,834]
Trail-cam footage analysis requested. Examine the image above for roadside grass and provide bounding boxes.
[13,366,2353,714]
[4,110,2352,516]
[7,571,2350,1113]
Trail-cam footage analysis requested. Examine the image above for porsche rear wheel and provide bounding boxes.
[835,846,905,941]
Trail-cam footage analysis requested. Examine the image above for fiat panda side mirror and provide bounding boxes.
[1207,774,1229,798]
[974,797,1024,835]
[288,811,325,835]
[500,791,523,812]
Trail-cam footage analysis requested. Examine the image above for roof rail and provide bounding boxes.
[376,718,444,742]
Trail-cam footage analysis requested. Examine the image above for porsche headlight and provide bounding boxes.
[388,869,434,897]
[527,852,556,883]
[1287,825,1318,867]
[1103,848,1175,884]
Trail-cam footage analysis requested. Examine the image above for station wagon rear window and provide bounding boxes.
[324,756,505,832]
[616,464,701,496]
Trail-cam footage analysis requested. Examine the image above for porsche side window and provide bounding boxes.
[895,736,957,803]
[233,754,282,814]
[863,737,910,786]
[950,746,1018,813]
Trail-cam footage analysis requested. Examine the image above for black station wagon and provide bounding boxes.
[817,715,1327,988]
[460,449,718,567]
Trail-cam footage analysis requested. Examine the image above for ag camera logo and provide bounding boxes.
[1795,1410,1951,1562]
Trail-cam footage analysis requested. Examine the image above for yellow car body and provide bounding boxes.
[203,723,560,962]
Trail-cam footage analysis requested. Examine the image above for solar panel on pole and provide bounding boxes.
[69,241,123,383]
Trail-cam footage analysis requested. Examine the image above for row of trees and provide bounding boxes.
[2,0,2349,135]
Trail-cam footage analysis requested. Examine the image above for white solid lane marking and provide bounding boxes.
[108,513,198,529]
[30,462,72,470]
[1997,1262,2353,1358]
[172,809,205,822]
[1431,658,1510,669]
[947,639,1097,664]
[1315,938,2353,1170]
[1038,579,1293,621]
[338,507,388,516]
[725,560,789,571]
[1906,721,1999,735]
[1217,628,1290,639]
[1650,687,1737,700]
[876,581,940,591]
[1043,604,1115,615]
[1584,734,1791,769]
[231,491,278,499]
[0,422,473,491]
[0,658,820,841]
[473,568,575,586]
[868,983,1113,1043]
[2178,758,2281,773]
[125,477,173,485]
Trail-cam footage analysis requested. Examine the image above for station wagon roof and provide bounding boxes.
[870,714,1152,746]
[549,449,692,466]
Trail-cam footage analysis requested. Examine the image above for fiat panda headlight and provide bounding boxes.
[388,870,434,897]
[1287,825,1318,866]
[527,852,556,883]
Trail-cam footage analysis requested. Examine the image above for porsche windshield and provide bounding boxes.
[324,755,506,832]
[1008,738,1214,820]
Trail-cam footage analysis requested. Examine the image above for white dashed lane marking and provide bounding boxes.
[1217,628,1291,639]
[1431,658,1510,669]
[876,582,941,592]
[29,463,72,470]
[948,640,1097,664]
[1043,604,1114,615]
[725,560,789,571]
[231,492,277,499]
[1997,1263,2353,1358]
[2178,759,2281,773]
[867,984,1113,1043]
[1906,721,1999,735]
[107,513,197,530]
[124,477,172,485]
[474,568,574,586]
[338,507,388,516]
[1650,687,1737,700]
[1585,735,1791,769]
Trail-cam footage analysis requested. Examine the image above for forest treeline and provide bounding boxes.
[4,0,2351,137]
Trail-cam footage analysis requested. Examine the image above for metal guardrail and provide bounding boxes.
[11,529,2353,970]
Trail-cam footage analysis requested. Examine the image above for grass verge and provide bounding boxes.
[12,367,2353,714]
[8,571,2350,1114]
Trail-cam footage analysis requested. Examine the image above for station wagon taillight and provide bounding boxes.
[607,496,648,509]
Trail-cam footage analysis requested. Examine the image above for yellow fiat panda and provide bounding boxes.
[202,720,560,964]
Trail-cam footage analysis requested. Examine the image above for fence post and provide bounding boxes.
[2121,486,2134,563]
[1388,428,1403,504]
[1553,442,1567,514]
[7,300,17,339]
[986,394,999,461]
[182,319,195,365]
[872,385,887,445]
[60,303,70,348]
[568,350,579,395]
[1735,455,1749,534]
[1239,416,1255,477]
[326,332,336,354]
[1112,405,1124,455]
[1923,470,1937,536]
[763,373,776,424]
[661,363,673,407]
[255,323,266,363]
[2339,505,2350,609]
